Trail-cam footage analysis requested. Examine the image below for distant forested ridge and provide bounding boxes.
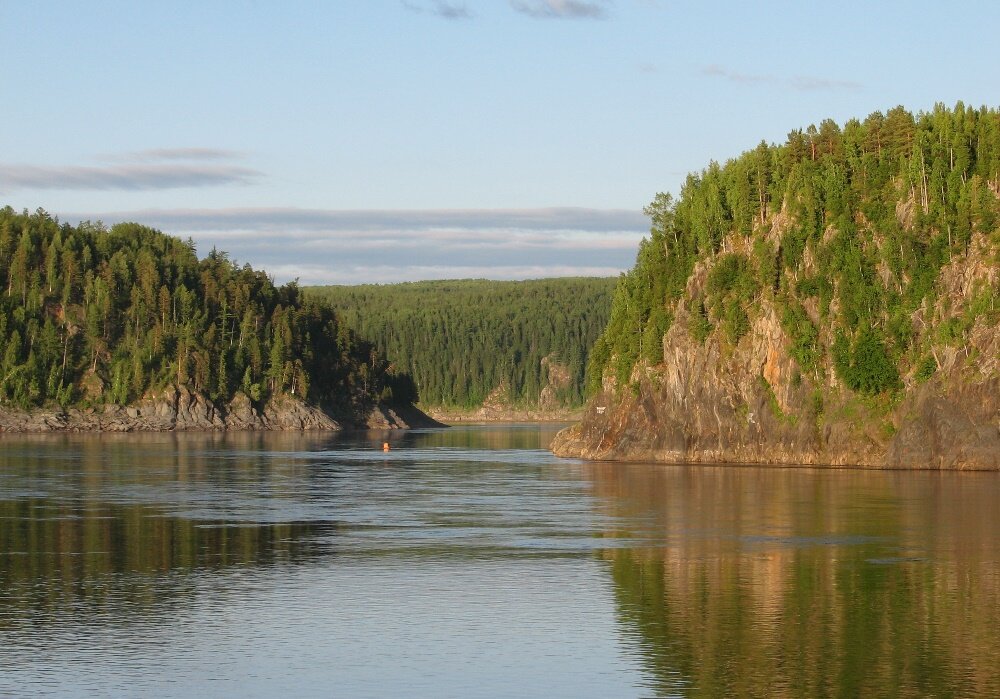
[555,102,1000,469]
[307,278,616,410]
[0,207,410,424]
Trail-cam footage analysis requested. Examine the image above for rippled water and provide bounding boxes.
[2,426,999,698]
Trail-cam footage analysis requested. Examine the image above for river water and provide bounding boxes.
[1,425,998,698]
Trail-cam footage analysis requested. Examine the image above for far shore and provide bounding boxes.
[425,406,582,424]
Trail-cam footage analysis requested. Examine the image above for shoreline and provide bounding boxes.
[0,389,444,435]
[424,406,583,424]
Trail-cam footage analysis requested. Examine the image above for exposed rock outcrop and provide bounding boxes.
[0,386,440,433]
[553,319,999,469]
[553,236,1000,471]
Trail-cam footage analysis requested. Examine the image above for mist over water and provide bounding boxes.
[1,427,998,697]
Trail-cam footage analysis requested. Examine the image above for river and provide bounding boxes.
[1,425,998,697]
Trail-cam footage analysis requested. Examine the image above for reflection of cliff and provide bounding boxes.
[0,500,323,576]
[0,433,335,623]
[586,463,1000,697]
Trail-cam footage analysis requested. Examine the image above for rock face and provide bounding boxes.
[552,357,999,471]
[0,386,439,433]
[886,377,1000,469]
[553,239,1000,471]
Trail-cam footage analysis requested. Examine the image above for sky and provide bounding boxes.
[2,0,998,284]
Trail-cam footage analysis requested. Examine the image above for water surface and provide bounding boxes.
[1,426,998,697]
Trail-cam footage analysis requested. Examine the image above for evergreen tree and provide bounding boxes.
[0,207,410,416]
[589,103,1000,398]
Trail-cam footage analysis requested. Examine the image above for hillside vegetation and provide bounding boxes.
[0,207,410,423]
[556,103,1000,468]
[308,278,615,410]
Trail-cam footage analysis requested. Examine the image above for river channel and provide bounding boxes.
[1,425,998,697]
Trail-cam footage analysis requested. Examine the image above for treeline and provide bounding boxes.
[307,278,616,408]
[594,102,1000,395]
[0,207,410,416]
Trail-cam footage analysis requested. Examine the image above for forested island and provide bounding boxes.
[554,103,1000,469]
[0,207,427,432]
[307,278,614,419]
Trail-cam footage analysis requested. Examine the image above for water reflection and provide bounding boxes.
[585,463,1000,697]
[3,428,999,697]
[0,426,572,633]
[0,433,339,631]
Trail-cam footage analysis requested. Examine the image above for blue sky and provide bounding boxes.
[2,1,998,283]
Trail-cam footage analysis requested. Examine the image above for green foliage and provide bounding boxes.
[642,306,671,364]
[915,354,937,382]
[833,327,901,395]
[783,303,821,374]
[0,207,404,416]
[307,277,614,408]
[688,300,713,345]
[718,299,750,344]
[593,102,1000,399]
[758,375,796,424]
[707,254,755,298]
[811,390,824,419]
[850,329,900,394]
[586,335,611,396]
[706,253,758,343]
[780,226,810,271]
[752,238,779,294]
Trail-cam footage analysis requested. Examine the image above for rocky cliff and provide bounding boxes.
[553,232,1000,470]
[554,106,1000,470]
[0,385,440,433]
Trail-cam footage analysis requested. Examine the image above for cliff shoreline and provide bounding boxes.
[0,385,443,434]
[425,406,582,424]
[551,233,999,471]
[551,299,999,470]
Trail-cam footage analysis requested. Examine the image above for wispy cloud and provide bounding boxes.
[58,206,647,284]
[402,1,474,19]
[268,263,625,285]
[1,147,259,192]
[106,147,246,162]
[702,64,769,84]
[97,206,647,233]
[510,0,610,20]
[789,75,862,91]
[0,162,261,192]
[703,64,861,91]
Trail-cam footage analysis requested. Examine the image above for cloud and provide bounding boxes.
[57,206,648,284]
[0,148,259,192]
[702,64,769,84]
[789,75,862,91]
[703,64,861,91]
[402,1,474,19]
[96,206,647,233]
[0,162,261,191]
[268,263,626,285]
[109,148,246,162]
[510,0,610,20]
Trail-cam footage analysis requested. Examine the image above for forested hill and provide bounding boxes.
[0,207,411,423]
[307,278,616,410]
[555,102,1000,469]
